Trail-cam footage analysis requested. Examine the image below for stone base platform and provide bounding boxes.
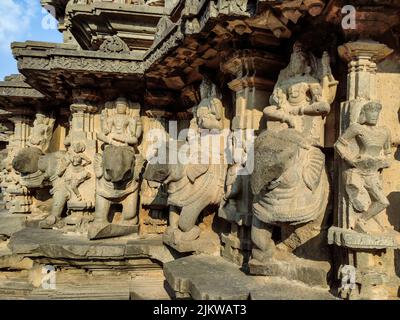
[0,231,173,300]
[163,230,220,255]
[0,210,27,238]
[248,252,331,288]
[0,268,171,300]
[8,227,175,264]
[328,226,399,249]
[163,255,336,300]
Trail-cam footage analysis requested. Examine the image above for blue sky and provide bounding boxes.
[0,0,62,80]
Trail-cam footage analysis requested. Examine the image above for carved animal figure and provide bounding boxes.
[143,142,226,241]
[89,145,142,239]
[251,128,329,260]
[12,147,71,227]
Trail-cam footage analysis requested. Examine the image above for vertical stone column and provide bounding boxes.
[219,50,282,265]
[329,40,398,299]
[6,113,33,214]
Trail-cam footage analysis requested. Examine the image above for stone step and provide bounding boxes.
[164,255,337,300]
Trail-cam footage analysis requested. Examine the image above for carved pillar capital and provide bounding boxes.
[338,40,393,101]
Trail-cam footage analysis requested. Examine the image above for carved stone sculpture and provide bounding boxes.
[249,44,337,286]
[335,100,394,237]
[143,141,225,253]
[12,147,68,225]
[144,79,226,253]
[27,113,55,153]
[88,97,143,240]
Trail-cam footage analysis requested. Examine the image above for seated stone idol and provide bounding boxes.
[97,97,139,148]
[263,43,337,145]
[335,100,392,234]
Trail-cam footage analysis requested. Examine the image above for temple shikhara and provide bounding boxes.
[1,0,400,300]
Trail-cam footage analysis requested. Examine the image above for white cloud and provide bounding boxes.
[0,0,37,51]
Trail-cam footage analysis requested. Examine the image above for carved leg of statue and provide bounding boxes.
[39,189,68,229]
[169,206,180,229]
[174,202,203,241]
[67,184,82,201]
[164,205,181,240]
[251,215,275,262]
[94,195,111,224]
[121,191,138,225]
[363,184,390,221]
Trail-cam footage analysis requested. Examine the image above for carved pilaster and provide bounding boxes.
[329,40,398,299]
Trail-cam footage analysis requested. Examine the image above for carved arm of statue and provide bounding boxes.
[263,106,296,128]
[335,124,362,167]
[382,127,392,168]
[97,117,114,145]
[320,51,339,104]
[80,153,92,166]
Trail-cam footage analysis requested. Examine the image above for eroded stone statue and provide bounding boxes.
[335,100,393,236]
[144,79,226,253]
[88,97,143,240]
[249,44,337,286]
[27,113,55,153]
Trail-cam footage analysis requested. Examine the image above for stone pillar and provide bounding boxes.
[329,40,398,299]
[5,114,33,214]
[219,50,282,266]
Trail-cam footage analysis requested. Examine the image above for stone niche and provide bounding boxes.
[1,0,400,301]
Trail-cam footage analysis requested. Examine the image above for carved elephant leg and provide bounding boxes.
[179,201,206,233]
[39,189,68,228]
[169,205,180,229]
[175,201,206,241]
[121,191,139,224]
[251,215,275,262]
[94,194,111,224]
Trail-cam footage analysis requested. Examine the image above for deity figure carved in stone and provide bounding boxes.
[97,97,140,148]
[143,78,226,253]
[61,141,92,202]
[27,113,55,153]
[335,100,392,234]
[250,44,337,267]
[264,43,337,145]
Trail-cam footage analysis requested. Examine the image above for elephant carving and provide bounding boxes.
[12,146,72,226]
[143,142,226,250]
[88,145,143,240]
[251,128,329,261]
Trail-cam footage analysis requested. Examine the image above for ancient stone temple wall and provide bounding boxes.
[1,0,400,300]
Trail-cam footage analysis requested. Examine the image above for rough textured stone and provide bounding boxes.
[8,228,174,263]
[164,255,335,300]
